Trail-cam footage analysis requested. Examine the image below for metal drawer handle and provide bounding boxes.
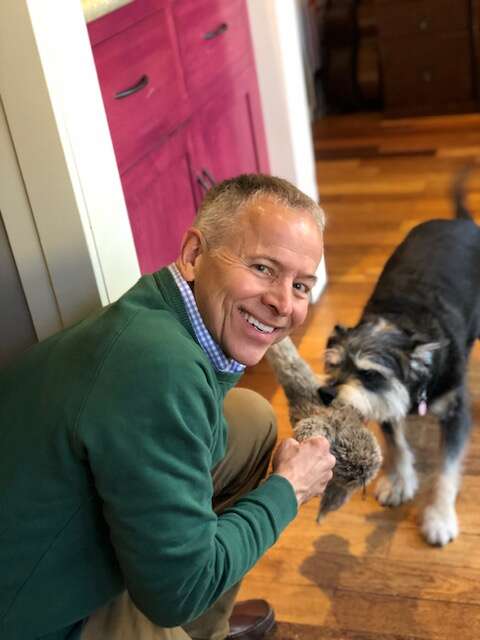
[115,74,149,100]
[202,169,217,186]
[197,169,217,192]
[196,174,210,192]
[203,22,228,41]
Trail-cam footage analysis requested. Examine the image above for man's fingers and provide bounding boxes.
[302,435,330,452]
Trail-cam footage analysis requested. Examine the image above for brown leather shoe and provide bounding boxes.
[226,599,276,639]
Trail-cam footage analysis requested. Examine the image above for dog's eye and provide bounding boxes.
[358,369,384,386]
[324,361,338,372]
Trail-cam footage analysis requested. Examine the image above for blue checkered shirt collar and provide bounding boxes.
[168,264,246,374]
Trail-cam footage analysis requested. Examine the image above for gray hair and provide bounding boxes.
[193,174,325,248]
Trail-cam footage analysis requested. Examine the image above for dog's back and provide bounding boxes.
[365,170,480,328]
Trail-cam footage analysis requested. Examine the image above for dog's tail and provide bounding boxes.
[266,337,322,423]
[452,166,475,221]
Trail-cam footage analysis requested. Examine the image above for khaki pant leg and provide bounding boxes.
[183,388,277,640]
[81,592,191,640]
[213,387,277,512]
[82,388,276,640]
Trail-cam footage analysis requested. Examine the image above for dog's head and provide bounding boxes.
[319,318,443,422]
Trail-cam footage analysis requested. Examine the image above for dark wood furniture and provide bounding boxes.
[321,0,382,114]
[376,0,479,116]
[88,0,269,273]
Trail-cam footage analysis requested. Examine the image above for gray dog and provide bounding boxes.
[319,170,480,546]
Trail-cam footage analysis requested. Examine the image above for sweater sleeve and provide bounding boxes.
[77,319,297,627]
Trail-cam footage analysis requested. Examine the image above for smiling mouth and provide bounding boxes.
[240,310,277,334]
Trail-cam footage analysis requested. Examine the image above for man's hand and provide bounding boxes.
[271,437,335,507]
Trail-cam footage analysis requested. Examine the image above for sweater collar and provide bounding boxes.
[154,266,246,375]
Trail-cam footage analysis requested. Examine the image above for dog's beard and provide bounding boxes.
[334,378,410,423]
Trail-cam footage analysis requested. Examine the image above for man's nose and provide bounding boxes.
[263,281,293,316]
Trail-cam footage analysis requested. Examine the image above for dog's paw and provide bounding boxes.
[421,503,458,546]
[375,472,418,506]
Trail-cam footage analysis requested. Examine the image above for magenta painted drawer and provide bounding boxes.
[91,9,190,173]
[172,0,253,95]
[87,0,165,46]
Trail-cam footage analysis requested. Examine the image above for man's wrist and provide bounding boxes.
[270,472,303,506]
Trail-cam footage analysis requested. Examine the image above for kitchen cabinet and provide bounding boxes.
[88,0,269,272]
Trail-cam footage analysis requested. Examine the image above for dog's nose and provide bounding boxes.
[318,386,337,406]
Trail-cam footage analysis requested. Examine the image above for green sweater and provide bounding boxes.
[0,268,297,640]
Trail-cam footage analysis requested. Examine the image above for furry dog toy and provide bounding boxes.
[266,337,382,520]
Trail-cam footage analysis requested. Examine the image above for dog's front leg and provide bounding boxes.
[375,419,418,506]
[421,391,472,546]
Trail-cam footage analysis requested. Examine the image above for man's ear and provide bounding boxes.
[176,228,206,282]
[176,227,205,282]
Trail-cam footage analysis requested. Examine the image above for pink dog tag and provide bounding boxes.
[418,400,428,416]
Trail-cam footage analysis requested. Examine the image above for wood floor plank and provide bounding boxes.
[249,546,480,605]
[241,579,480,638]
[270,620,428,640]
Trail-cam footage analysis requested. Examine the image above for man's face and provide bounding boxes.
[179,197,323,367]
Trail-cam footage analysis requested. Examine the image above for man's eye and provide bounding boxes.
[293,282,310,294]
[252,264,271,275]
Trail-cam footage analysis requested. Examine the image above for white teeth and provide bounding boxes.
[241,311,275,334]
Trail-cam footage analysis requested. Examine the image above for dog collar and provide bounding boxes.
[417,387,428,416]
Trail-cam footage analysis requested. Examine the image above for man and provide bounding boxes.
[0,174,335,640]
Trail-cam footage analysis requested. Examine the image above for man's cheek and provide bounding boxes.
[296,304,309,326]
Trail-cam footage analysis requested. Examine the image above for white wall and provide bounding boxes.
[246,0,327,301]
[246,0,318,200]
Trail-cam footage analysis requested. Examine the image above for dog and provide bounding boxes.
[318,169,480,546]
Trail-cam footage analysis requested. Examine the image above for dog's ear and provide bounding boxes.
[410,340,448,368]
[326,324,350,349]
[334,324,348,335]
[333,324,349,337]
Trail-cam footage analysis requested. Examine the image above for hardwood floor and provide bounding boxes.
[238,112,480,639]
